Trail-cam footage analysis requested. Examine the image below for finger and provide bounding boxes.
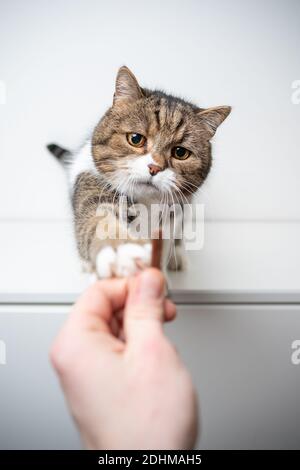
[70,277,128,333]
[164,298,177,322]
[124,268,166,344]
[113,298,176,330]
[50,278,128,373]
[111,298,176,343]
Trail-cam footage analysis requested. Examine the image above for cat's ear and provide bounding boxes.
[198,106,231,138]
[113,66,143,105]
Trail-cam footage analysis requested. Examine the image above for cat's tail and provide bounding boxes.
[46,143,71,163]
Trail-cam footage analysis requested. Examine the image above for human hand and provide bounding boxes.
[50,268,198,449]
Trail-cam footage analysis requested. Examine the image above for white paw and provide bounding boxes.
[115,243,151,277]
[96,243,152,279]
[96,246,117,278]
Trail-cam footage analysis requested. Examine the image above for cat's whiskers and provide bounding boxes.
[159,191,170,231]
[182,179,211,204]
[179,182,198,195]
[126,176,138,224]
[161,188,173,267]
[109,172,130,206]
[171,186,182,207]
[129,176,137,205]
[182,180,199,190]
[173,184,192,210]
[168,189,178,269]
[178,183,199,202]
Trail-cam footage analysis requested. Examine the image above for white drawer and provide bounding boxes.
[0,311,81,450]
[168,305,300,449]
[0,305,300,449]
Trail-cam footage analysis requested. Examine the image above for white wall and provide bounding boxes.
[1,0,299,222]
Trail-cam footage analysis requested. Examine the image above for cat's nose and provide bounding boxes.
[148,163,162,176]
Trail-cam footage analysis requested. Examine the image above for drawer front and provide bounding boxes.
[168,305,300,449]
[0,311,81,450]
[0,305,300,449]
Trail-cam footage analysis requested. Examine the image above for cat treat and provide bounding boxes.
[151,231,163,270]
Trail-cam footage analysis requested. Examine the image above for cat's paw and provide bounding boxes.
[96,246,117,278]
[115,243,152,277]
[96,243,152,278]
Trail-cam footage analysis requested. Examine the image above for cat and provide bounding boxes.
[47,66,231,278]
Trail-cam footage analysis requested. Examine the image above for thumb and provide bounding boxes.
[124,268,166,345]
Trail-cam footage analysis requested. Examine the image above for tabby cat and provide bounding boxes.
[47,66,230,278]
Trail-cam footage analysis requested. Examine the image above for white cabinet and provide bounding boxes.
[0,310,81,450]
[169,305,300,450]
[1,304,300,449]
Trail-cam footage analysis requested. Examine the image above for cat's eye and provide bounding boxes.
[126,133,146,148]
[172,146,191,160]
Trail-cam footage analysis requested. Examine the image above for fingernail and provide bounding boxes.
[136,269,164,301]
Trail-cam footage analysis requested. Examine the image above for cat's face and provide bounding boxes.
[92,66,231,203]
